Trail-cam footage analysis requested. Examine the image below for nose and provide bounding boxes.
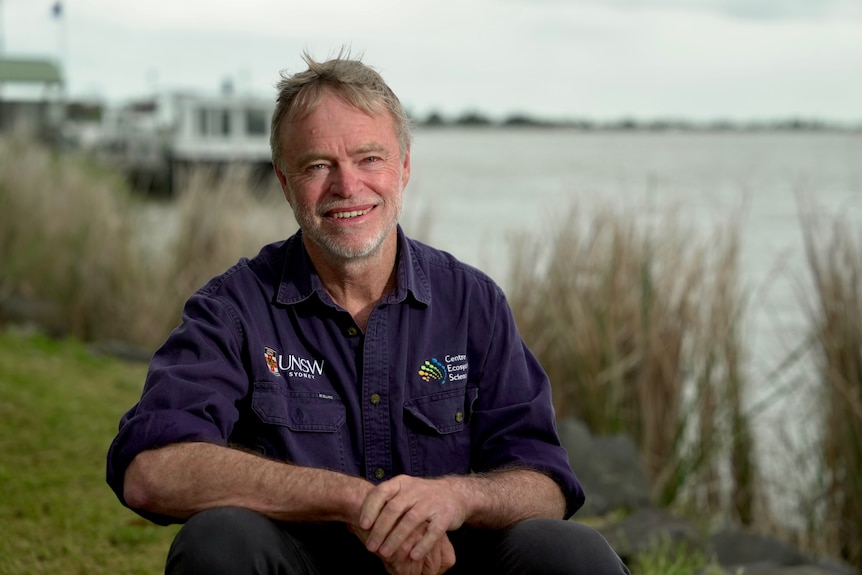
[330,164,362,197]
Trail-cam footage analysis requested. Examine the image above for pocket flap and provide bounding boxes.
[404,387,478,434]
[253,382,345,432]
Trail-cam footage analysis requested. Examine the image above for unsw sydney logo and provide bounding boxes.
[418,354,469,384]
[264,347,325,380]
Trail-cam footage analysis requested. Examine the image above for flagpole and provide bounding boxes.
[52,1,67,133]
[53,2,66,71]
[52,0,69,100]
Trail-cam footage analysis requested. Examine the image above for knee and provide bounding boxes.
[501,518,629,575]
[166,507,284,575]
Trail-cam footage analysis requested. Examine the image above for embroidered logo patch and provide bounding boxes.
[264,346,281,376]
[418,358,447,384]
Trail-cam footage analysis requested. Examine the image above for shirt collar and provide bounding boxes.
[276,226,431,308]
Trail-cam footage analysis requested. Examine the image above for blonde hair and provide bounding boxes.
[270,50,413,170]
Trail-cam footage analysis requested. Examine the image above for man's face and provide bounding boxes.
[275,91,410,262]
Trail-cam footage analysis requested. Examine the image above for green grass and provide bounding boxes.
[0,328,179,574]
[632,537,725,575]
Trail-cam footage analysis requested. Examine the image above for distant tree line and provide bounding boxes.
[414,110,860,132]
[60,98,859,133]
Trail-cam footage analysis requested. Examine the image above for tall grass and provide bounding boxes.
[0,135,294,350]
[506,203,758,522]
[0,134,140,341]
[132,166,294,347]
[800,202,862,568]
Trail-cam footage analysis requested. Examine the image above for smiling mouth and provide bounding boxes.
[329,208,372,219]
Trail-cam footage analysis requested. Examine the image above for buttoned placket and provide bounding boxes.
[361,304,392,483]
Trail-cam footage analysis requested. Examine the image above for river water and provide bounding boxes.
[407,129,862,366]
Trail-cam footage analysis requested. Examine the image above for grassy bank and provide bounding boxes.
[0,329,179,574]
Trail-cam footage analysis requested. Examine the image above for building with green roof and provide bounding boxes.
[0,57,65,138]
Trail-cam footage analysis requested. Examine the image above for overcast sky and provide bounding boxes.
[2,0,861,122]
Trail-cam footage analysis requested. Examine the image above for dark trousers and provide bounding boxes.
[165,507,630,575]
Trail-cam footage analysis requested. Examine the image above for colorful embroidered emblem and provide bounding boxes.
[418,358,447,384]
[264,346,281,376]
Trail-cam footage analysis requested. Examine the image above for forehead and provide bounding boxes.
[282,91,397,152]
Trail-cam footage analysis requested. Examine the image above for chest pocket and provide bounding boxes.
[252,381,347,472]
[403,386,478,477]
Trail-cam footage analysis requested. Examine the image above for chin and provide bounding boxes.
[317,235,385,261]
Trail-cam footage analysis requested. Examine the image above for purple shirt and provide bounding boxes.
[107,227,584,524]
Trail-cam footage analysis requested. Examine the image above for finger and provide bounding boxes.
[386,561,417,575]
[422,535,454,575]
[438,537,456,573]
[385,547,424,575]
[349,523,370,546]
[392,525,425,563]
[359,478,401,531]
[421,545,441,575]
[363,481,412,553]
[366,498,412,553]
[378,505,433,558]
[409,517,449,562]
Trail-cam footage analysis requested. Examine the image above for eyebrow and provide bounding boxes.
[354,143,386,155]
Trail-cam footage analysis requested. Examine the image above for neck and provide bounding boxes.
[306,234,398,332]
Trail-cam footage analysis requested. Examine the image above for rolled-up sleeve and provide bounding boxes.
[470,287,585,518]
[105,292,249,516]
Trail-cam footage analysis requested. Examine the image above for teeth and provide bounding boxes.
[331,208,371,219]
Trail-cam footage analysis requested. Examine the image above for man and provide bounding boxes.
[107,52,629,575]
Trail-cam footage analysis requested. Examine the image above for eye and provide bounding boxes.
[361,156,382,164]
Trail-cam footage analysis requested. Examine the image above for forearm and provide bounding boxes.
[450,468,566,529]
[123,442,372,523]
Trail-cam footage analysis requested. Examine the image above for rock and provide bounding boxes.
[558,417,652,515]
[736,566,857,575]
[597,506,705,564]
[709,527,809,569]
[0,293,67,337]
[88,339,153,363]
[558,416,860,575]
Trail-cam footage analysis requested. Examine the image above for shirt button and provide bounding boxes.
[374,468,385,480]
[455,411,464,423]
[347,327,358,336]
[369,393,381,405]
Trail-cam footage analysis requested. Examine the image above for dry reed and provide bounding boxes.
[799,201,862,568]
[507,202,757,522]
[132,166,294,348]
[0,135,295,350]
[0,133,140,341]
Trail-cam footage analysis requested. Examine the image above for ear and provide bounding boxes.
[273,161,288,189]
[401,147,411,188]
[273,162,293,205]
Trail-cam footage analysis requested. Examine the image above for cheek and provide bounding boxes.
[285,181,314,208]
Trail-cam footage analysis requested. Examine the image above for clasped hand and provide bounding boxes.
[351,475,467,575]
